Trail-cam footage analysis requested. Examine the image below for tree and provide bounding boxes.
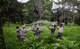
[0,0,6,49]
[0,14,6,49]
[0,0,25,25]
[52,0,78,25]
[43,0,53,21]
[34,0,44,20]
[75,0,80,25]
[0,0,24,48]
[62,0,78,24]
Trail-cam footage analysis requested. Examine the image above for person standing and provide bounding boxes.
[33,27,43,40]
[47,24,56,36]
[56,23,64,39]
[16,26,21,40]
[20,25,31,41]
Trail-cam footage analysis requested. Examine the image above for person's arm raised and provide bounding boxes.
[27,28,32,31]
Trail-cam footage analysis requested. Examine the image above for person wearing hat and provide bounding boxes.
[20,25,31,41]
[47,23,57,36]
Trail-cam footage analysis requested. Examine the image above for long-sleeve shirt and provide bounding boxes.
[34,29,43,37]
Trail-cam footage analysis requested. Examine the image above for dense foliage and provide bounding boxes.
[0,0,80,49]
[3,24,80,49]
[1,0,80,25]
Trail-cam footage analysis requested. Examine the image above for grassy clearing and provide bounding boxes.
[3,24,80,49]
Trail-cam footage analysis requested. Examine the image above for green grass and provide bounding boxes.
[3,24,80,49]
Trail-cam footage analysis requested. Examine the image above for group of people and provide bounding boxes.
[47,23,64,38]
[16,22,64,41]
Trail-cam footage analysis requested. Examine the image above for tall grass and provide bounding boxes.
[3,24,80,49]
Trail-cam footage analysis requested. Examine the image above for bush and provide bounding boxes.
[75,17,80,25]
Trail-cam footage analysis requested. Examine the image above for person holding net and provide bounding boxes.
[19,25,31,41]
[47,23,57,36]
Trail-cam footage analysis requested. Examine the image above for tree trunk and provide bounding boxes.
[8,16,10,26]
[34,0,44,20]
[0,14,6,49]
[72,6,75,25]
